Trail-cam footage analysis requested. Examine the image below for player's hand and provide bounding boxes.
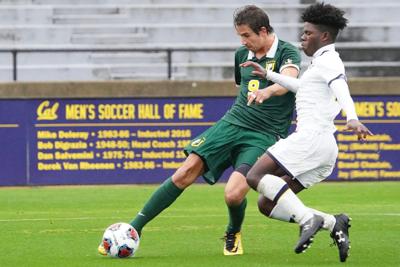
[344,119,373,140]
[247,88,272,106]
[240,61,268,79]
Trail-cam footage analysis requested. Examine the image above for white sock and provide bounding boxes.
[309,208,336,232]
[257,174,313,225]
[270,202,292,222]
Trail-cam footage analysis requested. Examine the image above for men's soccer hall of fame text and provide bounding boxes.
[0,96,399,185]
[30,98,232,185]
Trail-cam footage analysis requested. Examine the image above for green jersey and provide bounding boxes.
[222,38,301,138]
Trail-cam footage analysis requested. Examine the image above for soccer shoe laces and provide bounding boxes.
[223,232,237,251]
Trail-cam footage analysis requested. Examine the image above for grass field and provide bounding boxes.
[0,181,399,267]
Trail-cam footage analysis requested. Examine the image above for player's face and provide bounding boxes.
[235,24,265,53]
[301,22,324,56]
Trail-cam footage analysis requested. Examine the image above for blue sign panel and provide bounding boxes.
[331,96,400,181]
[0,101,27,185]
[0,96,399,186]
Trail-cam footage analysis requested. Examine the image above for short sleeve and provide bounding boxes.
[279,46,301,73]
[314,52,346,85]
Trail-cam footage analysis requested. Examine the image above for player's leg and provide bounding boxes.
[223,167,291,256]
[256,167,350,261]
[222,167,291,256]
[225,168,250,233]
[258,175,336,230]
[293,175,351,261]
[223,168,250,255]
[130,153,204,235]
[222,130,277,255]
[247,153,323,254]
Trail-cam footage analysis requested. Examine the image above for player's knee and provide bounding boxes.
[224,188,245,206]
[257,201,269,216]
[257,196,274,217]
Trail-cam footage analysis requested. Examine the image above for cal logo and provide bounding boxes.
[37,100,59,121]
[191,137,205,147]
[265,60,276,72]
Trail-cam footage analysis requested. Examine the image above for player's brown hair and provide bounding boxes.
[234,5,274,35]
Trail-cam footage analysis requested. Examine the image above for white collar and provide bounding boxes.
[247,34,279,59]
[313,43,335,58]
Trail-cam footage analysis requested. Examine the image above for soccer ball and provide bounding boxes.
[102,222,140,258]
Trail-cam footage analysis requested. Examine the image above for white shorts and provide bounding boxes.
[267,130,338,188]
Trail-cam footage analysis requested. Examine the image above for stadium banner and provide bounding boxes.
[0,96,399,186]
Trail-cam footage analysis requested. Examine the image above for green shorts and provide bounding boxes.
[184,120,277,184]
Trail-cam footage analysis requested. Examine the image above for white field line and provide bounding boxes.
[0,213,399,223]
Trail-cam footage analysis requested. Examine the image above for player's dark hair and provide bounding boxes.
[301,2,348,40]
[234,5,274,34]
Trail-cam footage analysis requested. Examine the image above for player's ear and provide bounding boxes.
[259,26,268,35]
[321,31,330,42]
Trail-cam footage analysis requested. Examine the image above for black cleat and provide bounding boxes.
[331,214,351,262]
[294,215,324,254]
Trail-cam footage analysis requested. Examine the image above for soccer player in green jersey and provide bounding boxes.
[98,5,301,256]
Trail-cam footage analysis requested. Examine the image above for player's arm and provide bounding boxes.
[330,78,373,140]
[264,66,299,96]
[242,61,300,105]
[242,61,300,91]
[265,69,300,93]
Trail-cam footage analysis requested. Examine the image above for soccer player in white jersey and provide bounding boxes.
[241,2,372,262]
